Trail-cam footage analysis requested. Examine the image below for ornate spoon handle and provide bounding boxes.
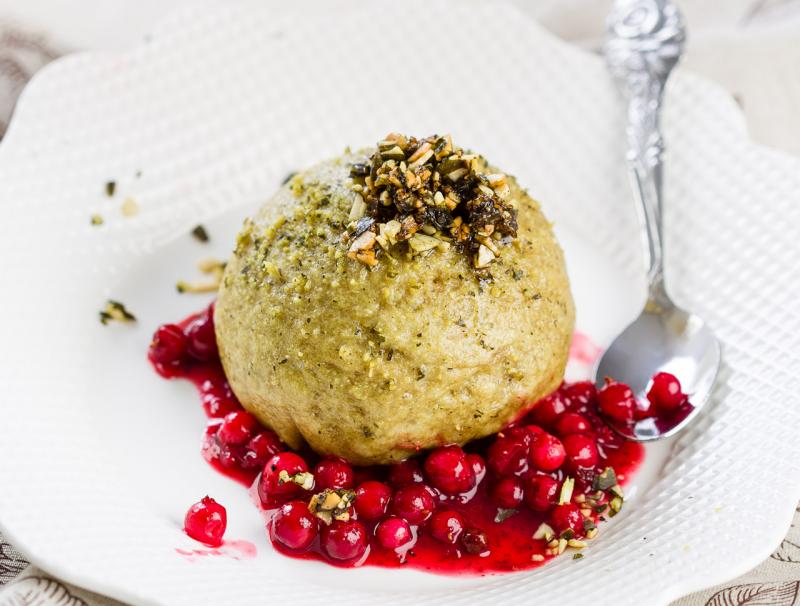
[605,0,685,301]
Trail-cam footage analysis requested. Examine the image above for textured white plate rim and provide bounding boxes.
[1,2,799,605]
[0,524,157,606]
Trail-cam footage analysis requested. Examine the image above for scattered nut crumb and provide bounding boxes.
[191,225,210,243]
[99,300,136,325]
[177,257,226,294]
[121,197,139,217]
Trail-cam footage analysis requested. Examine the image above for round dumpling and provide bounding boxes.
[215,135,574,465]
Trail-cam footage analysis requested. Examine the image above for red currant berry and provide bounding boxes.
[258,452,310,507]
[314,457,354,491]
[270,500,318,551]
[375,517,414,551]
[216,443,243,469]
[529,432,566,472]
[564,381,597,407]
[388,459,424,487]
[487,434,529,477]
[148,324,187,367]
[524,475,560,512]
[423,445,475,495]
[647,372,686,412]
[507,425,537,442]
[184,496,226,547]
[633,395,655,420]
[467,454,486,484]
[598,381,637,423]
[550,503,584,537]
[528,390,569,426]
[199,381,240,418]
[240,431,284,469]
[354,481,392,520]
[321,519,368,561]
[429,510,465,544]
[217,410,257,446]
[391,484,436,524]
[562,433,599,470]
[185,304,219,362]
[491,476,524,508]
[554,413,592,436]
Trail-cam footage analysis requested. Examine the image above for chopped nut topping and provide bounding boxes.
[177,257,227,294]
[533,522,555,542]
[346,230,378,267]
[494,508,518,523]
[191,225,210,243]
[531,554,545,562]
[559,477,575,505]
[474,244,495,269]
[592,467,618,491]
[609,496,624,517]
[348,194,367,221]
[408,233,441,253]
[121,197,139,217]
[278,469,315,491]
[99,300,136,325]
[176,280,219,294]
[197,257,225,275]
[588,470,624,517]
[345,134,518,270]
[308,488,355,525]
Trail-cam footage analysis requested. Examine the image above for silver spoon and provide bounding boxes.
[594,0,721,441]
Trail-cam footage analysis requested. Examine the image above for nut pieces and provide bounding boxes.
[308,488,356,525]
[345,134,518,271]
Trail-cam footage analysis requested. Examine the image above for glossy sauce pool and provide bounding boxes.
[151,307,645,575]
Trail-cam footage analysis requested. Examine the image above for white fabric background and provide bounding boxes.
[0,1,798,604]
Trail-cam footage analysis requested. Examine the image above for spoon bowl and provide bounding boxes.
[594,298,721,440]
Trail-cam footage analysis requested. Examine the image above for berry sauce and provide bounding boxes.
[151,303,650,575]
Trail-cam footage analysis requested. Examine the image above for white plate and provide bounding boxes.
[1,2,799,605]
